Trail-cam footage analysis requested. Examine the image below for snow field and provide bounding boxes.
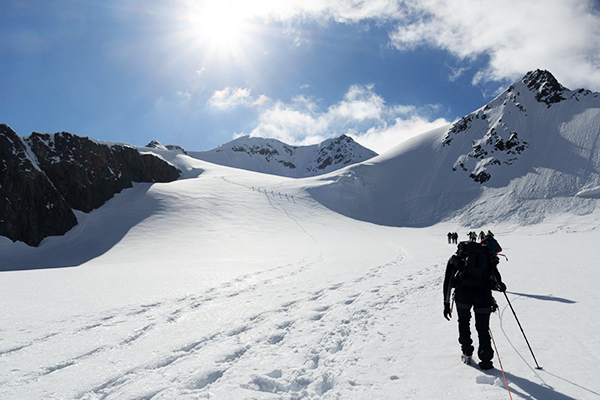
[1,158,600,399]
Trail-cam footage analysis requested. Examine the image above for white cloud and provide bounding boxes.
[251,101,329,145]
[208,87,255,110]
[207,87,274,111]
[351,115,449,154]
[176,90,192,101]
[247,84,448,153]
[389,0,600,90]
[328,84,385,121]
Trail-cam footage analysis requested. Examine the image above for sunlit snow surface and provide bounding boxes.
[1,154,600,399]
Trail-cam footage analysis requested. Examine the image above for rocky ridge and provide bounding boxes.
[188,135,378,178]
[0,125,181,246]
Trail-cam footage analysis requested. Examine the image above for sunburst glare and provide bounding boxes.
[188,2,254,50]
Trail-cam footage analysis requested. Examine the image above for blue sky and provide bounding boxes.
[2,0,600,153]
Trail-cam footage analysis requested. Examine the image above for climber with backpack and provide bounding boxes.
[443,234,506,370]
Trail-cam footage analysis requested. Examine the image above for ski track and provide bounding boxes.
[0,250,449,399]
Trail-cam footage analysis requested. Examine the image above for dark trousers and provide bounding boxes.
[454,286,494,362]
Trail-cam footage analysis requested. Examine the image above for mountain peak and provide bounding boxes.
[521,69,567,106]
[441,68,596,186]
[189,135,377,178]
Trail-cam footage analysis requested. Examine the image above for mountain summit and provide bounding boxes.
[309,69,600,227]
[521,69,568,106]
[188,135,377,178]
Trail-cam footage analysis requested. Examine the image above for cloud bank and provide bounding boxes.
[209,84,448,153]
[389,0,600,91]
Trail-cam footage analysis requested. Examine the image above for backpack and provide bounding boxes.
[483,235,502,254]
[453,241,493,287]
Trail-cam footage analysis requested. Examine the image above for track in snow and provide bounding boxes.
[0,248,448,399]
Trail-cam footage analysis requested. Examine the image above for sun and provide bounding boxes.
[189,2,249,48]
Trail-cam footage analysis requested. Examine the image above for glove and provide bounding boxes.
[496,282,507,292]
[491,296,498,313]
[444,302,452,320]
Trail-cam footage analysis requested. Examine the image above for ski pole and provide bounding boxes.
[503,292,543,370]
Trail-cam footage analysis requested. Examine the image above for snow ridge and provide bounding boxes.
[187,135,378,178]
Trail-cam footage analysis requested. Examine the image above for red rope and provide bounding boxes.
[490,327,513,400]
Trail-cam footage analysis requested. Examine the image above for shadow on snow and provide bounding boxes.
[507,292,577,304]
[0,183,162,271]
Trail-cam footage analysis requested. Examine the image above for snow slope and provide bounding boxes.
[1,152,599,399]
[309,70,600,228]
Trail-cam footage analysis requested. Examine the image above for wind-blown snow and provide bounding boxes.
[1,151,599,399]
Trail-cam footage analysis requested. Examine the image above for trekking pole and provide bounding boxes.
[489,327,513,400]
[503,292,543,370]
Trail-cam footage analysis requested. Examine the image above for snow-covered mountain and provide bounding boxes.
[309,69,600,227]
[187,135,378,178]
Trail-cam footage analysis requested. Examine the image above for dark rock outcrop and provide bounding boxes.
[311,135,368,173]
[522,69,567,107]
[146,140,188,155]
[0,125,78,247]
[0,124,181,246]
[26,132,181,212]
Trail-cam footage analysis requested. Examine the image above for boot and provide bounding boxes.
[478,360,494,370]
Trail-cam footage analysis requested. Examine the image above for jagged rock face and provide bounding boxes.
[311,135,370,173]
[521,69,567,107]
[0,125,78,246]
[27,132,181,212]
[443,111,529,184]
[0,125,181,246]
[165,145,188,155]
